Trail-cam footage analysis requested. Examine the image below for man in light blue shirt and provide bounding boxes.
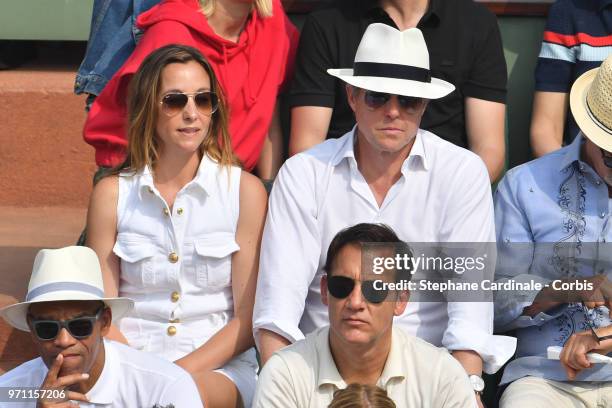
[494,56,612,407]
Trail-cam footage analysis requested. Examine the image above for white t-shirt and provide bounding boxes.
[253,326,477,408]
[0,340,203,407]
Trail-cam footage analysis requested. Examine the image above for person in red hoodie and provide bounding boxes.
[84,0,298,179]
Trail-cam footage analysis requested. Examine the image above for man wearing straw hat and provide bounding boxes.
[0,246,203,407]
[254,23,516,404]
[494,55,612,407]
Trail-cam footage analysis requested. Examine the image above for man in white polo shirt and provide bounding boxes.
[0,246,202,407]
[253,23,515,402]
[253,223,477,407]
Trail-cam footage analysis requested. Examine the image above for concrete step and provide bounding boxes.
[0,45,96,208]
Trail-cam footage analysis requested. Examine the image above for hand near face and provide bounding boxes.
[559,330,608,380]
[36,354,90,408]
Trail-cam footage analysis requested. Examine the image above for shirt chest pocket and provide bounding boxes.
[194,234,240,290]
[113,235,159,287]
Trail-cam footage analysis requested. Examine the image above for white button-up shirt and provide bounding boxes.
[0,340,203,407]
[253,127,516,373]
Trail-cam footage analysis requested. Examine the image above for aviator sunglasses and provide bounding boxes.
[327,275,389,304]
[28,308,104,341]
[160,91,219,117]
[363,90,425,114]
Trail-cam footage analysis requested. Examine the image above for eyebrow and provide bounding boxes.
[163,88,211,94]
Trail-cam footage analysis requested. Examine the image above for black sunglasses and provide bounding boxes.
[363,90,425,114]
[601,148,612,169]
[327,275,389,304]
[29,308,104,341]
[160,91,219,117]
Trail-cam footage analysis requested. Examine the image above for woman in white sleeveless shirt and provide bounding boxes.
[86,45,267,408]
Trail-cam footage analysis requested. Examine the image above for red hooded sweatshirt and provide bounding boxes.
[83,0,298,170]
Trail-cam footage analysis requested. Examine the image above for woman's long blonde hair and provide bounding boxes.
[118,44,239,174]
[328,384,396,408]
[199,0,273,18]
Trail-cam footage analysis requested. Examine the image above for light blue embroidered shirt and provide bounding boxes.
[494,134,612,384]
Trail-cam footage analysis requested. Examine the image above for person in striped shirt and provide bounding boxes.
[530,0,612,157]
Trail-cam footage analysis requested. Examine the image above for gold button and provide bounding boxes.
[163,208,170,216]
[177,208,184,215]
[171,291,180,302]
[169,318,181,323]
[167,326,177,336]
[168,252,179,263]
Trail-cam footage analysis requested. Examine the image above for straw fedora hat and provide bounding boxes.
[0,246,133,331]
[570,55,612,152]
[327,23,455,99]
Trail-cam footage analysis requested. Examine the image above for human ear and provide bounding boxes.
[99,308,112,336]
[346,85,358,113]
[321,275,329,306]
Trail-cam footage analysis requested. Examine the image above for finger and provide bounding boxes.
[563,364,576,381]
[43,354,63,385]
[64,391,89,403]
[56,373,89,388]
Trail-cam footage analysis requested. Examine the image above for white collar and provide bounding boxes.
[330,126,430,174]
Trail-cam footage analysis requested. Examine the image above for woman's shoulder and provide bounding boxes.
[92,174,119,200]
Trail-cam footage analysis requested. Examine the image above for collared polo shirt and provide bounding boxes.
[253,326,477,407]
[0,340,203,407]
[535,0,612,142]
[253,126,517,374]
[288,0,507,148]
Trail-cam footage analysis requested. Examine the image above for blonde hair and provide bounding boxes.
[199,0,273,18]
[328,384,396,408]
[113,44,239,175]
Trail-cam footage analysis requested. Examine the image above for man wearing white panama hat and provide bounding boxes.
[0,246,203,407]
[254,22,516,404]
[494,55,612,407]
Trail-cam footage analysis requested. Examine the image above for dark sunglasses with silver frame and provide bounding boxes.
[361,89,426,114]
[28,307,105,341]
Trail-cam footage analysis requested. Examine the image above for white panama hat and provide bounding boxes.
[0,246,133,331]
[327,23,455,99]
[570,55,612,152]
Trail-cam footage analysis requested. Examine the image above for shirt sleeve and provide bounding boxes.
[433,355,478,408]
[463,4,507,103]
[534,0,576,93]
[439,155,516,374]
[159,371,204,408]
[492,170,568,332]
[287,12,337,108]
[252,354,300,408]
[253,155,322,343]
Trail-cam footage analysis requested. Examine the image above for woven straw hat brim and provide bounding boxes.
[0,294,134,332]
[570,67,612,152]
[327,68,455,99]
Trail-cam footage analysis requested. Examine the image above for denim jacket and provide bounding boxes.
[75,0,160,97]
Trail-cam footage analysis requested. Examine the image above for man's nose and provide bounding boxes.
[383,96,401,118]
[347,283,366,310]
[54,327,77,346]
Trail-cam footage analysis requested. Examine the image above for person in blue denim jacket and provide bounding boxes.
[74,0,160,107]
